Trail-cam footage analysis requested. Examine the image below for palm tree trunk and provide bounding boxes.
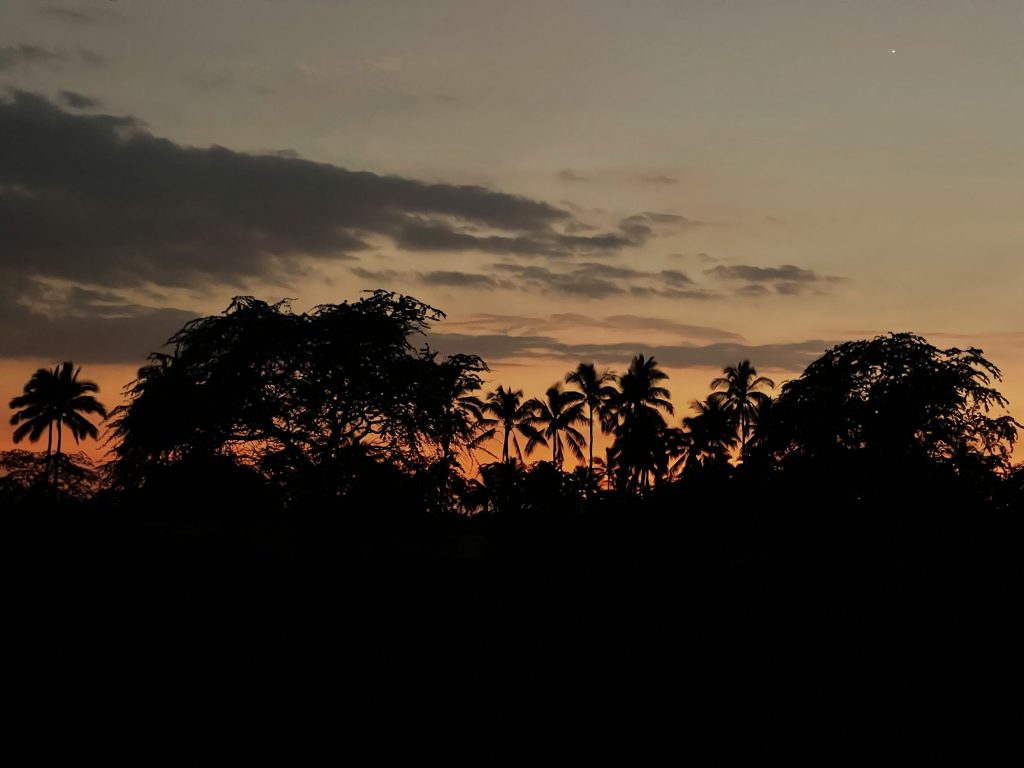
[54,417,63,490]
[45,421,53,489]
[588,405,594,473]
[740,410,747,461]
[502,427,510,464]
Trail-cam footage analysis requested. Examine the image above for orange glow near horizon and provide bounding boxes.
[3,350,1021,472]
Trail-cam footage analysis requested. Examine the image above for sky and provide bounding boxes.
[3,0,1024,458]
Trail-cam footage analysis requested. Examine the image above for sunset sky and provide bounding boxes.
[3,0,1023,457]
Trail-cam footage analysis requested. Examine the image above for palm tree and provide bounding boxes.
[9,362,107,488]
[682,398,739,470]
[708,360,774,460]
[433,355,492,465]
[565,362,618,474]
[481,386,541,464]
[526,383,587,471]
[611,355,674,491]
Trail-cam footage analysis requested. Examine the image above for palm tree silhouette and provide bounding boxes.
[433,355,491,465]
[9,362,107,488]
[481,386,541,464]
[708,360,774,461]
[565,363,618,474]
[611,355,674,491]
[526,383,587,471]
[682,398,739,469]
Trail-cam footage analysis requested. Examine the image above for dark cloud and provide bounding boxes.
[601,315,744,342]
[708,263,846,296]
[0,46,63,71]
[557,169,590,182]
[350,266,400,282]
[427,331,831,372]
[574,262,647,280]
[59,90,100,109]
[737,284,771,298]
[0,92,653,291]
[638,173,679,185]
[419,271,501,289]
[706,264,821,283]
[472,261,712,300]
[0,278,192,364]
[492,263,623,299]
[0,46,106,71]
[433,93,459,104]
[659,269,694,286]
[39,7,113,24]
[76,48,106,67]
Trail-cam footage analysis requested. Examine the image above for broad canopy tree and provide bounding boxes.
[109,291,489,498]
[761,333,1019,490]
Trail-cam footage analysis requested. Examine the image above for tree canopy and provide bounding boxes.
[108,291,487,499]
[762,332,1020,483]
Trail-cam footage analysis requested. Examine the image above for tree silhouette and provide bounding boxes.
[408,352,492,466]
[708,360,774,461]
[481,386,541,464]
[9,362,106,489]
[109,291,487,499]
[682,398,739,470]
[764,333,1019,489]
[526,383,587,470]
[610,355,674,491]
[565,362,618,475]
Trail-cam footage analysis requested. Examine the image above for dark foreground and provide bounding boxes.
[6,488,1023,765]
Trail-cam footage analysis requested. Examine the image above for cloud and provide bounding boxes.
[492,263,623,298]
[660,269,694,286]
[480,261,716,300]
[451,312,744,343]
[0,46,63,71]
[0,46,105,71]
[59,90,100,109]
[706,264,821,283]
[419,271,501,289]
[638,173,679,185]
[707,263,845,296]
[0,278,193,364]
[557,169,590,182]
[350,266,400,282]
[77,49,107,67]
[0,92,653,291]
[427,331,832,372]
[39,7,115,24]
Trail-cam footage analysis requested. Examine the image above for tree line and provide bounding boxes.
[3,290,1021,513]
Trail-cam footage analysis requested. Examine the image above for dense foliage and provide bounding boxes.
[107,291,487,502]
[761,333,1020,495]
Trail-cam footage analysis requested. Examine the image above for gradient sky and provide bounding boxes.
[3,0,1023,457]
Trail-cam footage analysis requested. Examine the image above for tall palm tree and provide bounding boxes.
[481,386,541,464]
[526,383,587,470]
[565,362,618,474]
[708,360,774,460]
[611,355,674,491]
[9,362,107,488]
[682,398,739,469]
